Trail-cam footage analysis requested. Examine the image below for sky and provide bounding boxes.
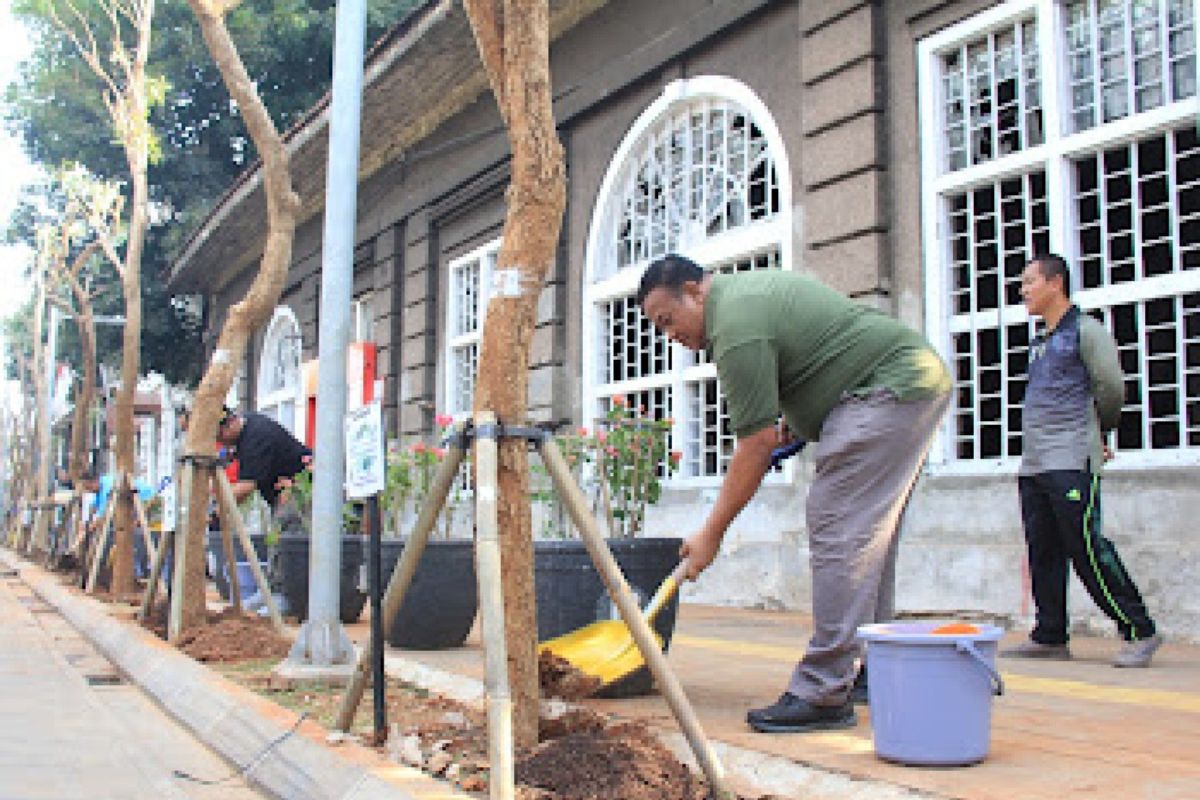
[0,0,37,321]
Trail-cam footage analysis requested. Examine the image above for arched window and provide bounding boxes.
[583,76,792,481]
[257,306,302,435]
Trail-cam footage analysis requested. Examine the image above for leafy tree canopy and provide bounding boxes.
[4,0,422,386]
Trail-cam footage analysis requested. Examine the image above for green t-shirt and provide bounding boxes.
[704,271,950,440]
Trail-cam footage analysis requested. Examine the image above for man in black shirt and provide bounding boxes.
[215,407,312,508]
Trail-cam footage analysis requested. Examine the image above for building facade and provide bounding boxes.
[171,0,1200,639]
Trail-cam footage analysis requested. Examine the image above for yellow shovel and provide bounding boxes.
[538,561,688,691]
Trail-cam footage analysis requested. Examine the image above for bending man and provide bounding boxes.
[637,254,950,732]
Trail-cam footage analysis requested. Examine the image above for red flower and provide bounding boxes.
[577,426,589,437]
[435,413,455,428]
[612,395,627,408]
[411,441,427,454]
[433,447,447,459]
[669,451,683,465]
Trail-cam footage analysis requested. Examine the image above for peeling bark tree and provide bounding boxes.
[173,0,301,636]
[48,240,104,487]
[464,0,568,749]
[49,0,156,594]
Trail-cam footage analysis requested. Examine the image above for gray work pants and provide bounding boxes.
[787,388,950,705]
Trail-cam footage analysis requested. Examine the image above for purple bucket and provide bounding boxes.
[857,621,1004,766]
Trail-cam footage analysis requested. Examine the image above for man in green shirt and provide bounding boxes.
[637,254,950,732]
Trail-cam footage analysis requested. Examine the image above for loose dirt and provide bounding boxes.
[139,602,292,662]
[537,649,603,700]
[213,660,775,800]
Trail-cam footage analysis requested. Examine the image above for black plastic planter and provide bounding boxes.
[534,536,683,697]
[206,531,269,601]
[378,539,477,650]
[271,532,367,624]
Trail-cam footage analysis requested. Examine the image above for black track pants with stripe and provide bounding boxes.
[1018,470,1156,644]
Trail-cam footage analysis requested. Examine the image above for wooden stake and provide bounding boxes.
[334,440,466,732]
[131,491,158,567]
[214,469,282,632]
[137,528,173,622]
[539,437,734,800]
[168,461,193,642]
[214,472,242,613]
[474,411,514,800]
[86,477,120,594]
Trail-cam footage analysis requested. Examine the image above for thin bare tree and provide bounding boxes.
[463,0,568,749]
[170,0,301,636]
[47,0,159,594]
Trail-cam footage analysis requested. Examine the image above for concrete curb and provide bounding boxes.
[1,549,470,800]
[379,652,945,800]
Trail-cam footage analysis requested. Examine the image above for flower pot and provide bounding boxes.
[270,532,367,624]
[206,531,269,601]
[534,536,682,697]
[378,539,477,649]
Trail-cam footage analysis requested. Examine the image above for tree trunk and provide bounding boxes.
[66,276,98,485]
[174,0,300,636]
[464,0,567,750]
[30,265,49,553]
[109,61,151,598]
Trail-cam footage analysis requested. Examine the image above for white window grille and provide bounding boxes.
[445,240,499,418]
[920,0,1200,470]
[585,77,792,482]
[256,307,301,435]
[1064,0,1196,131]
[584,76,792,484]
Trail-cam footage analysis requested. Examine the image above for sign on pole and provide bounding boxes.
[345,401,385,500]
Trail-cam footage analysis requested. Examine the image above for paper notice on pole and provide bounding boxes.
[345,401,385,499]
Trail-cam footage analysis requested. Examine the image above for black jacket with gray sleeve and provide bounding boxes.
[1020,305,1124,475]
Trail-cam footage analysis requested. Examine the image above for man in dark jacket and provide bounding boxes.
[1002,254,1162,668]
[215,407,311,508]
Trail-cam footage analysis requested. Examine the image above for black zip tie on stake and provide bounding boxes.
[444,420,551,449]
[172,711,309,786]
[177,453,222,470]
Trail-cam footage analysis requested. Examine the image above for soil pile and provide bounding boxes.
[139,603,291,662]
[538,649,603,700]
[177,610,292,662]
[517,721,710,800]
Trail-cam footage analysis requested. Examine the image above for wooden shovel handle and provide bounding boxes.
[644,561,688,624]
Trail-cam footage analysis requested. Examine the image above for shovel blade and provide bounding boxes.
[540,620,665,686]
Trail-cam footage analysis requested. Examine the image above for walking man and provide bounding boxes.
[1002,254,1162,667]
[637,254,951,732]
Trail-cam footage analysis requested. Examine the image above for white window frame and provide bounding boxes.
[919,0,1200,474]
[444,239,500,419]
[256,306,302,435]
[583,76,794,487]
[352,294,374,343]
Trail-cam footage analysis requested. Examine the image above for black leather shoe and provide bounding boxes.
[849,665,869,705]
[746,692,856,733]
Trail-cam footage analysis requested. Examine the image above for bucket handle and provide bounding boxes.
[955,640,1005,696]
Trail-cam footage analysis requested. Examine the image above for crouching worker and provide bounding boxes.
[214,406,312,509]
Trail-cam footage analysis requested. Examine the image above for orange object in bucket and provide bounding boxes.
[931,623,981,635]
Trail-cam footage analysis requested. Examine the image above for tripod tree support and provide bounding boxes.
[539,437,734,800]
[334,437,467,731]
[213,468,282,633]
[335,420,732,799]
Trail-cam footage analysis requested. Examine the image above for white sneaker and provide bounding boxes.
[1113,633,1164,668]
